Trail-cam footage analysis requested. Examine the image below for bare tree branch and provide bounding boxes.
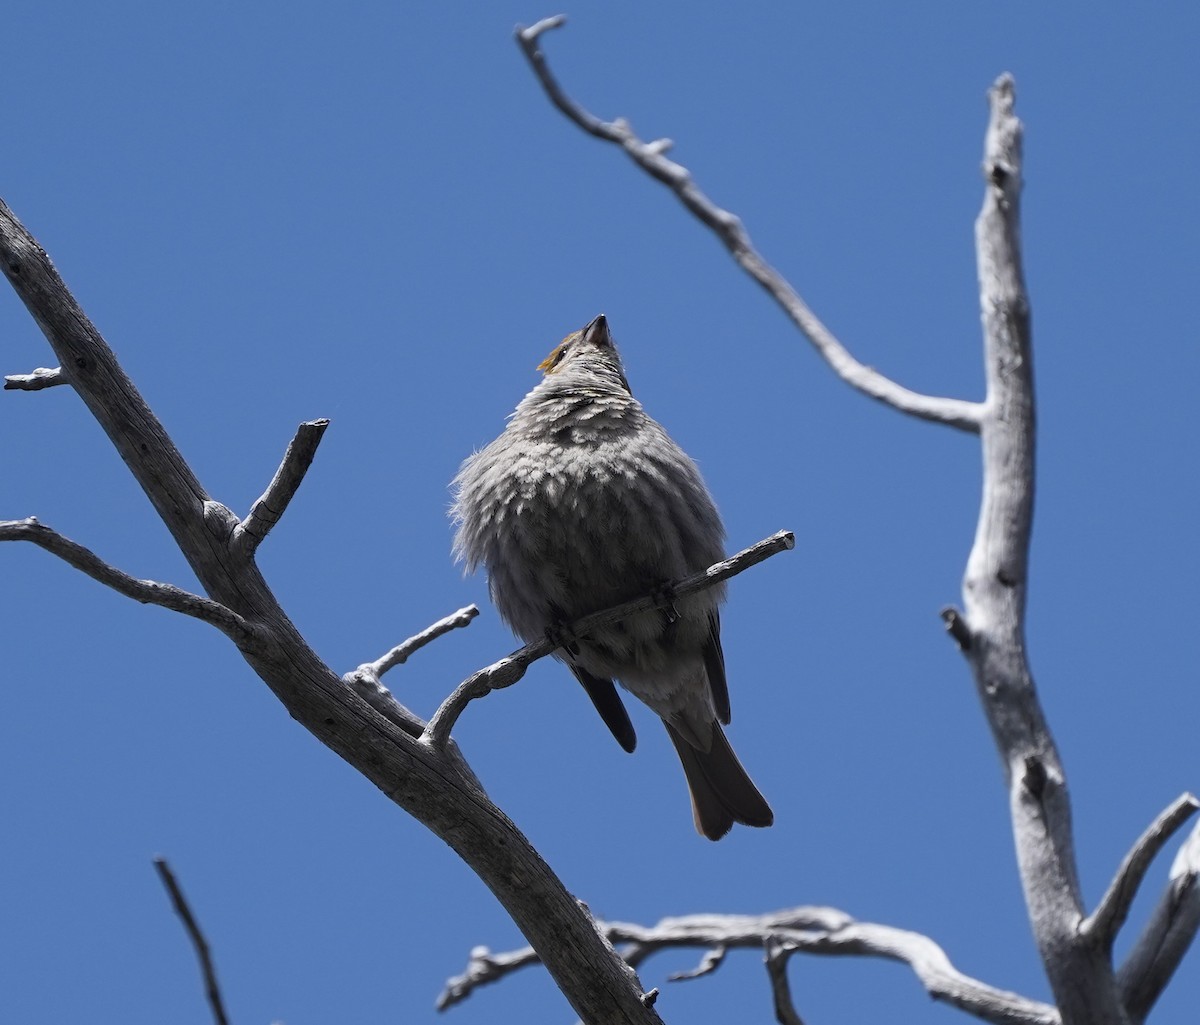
[154,857,232,1025]
[349,604,480,683]
[763,937,806,1025]
[0,516,262,647]
[442,906,1060,1025]
[424,530,795,749]
[0,195,665,1025]
[341,607,486,787]
[233,419,330,555]
[667,945,726,982]
[438,944,543,1011]
[1117,820,1200,1024]
[1082,793,1200,951]
[4,365,65,390]
[936,75,1130,1024]
[341,604,479,735]
[514,16,984,433]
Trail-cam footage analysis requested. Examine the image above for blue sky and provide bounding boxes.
[2,3,1197,1023]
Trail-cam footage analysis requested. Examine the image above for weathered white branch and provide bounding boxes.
[1082,793,1199,951]
[154,858,231,1025]
[442,906,1060,1025]
[0,516,262,647]
[515,16,984,433]
[1117,820,1200,1024]
[4,365,65,390]
[937,75,1130,1024]
[0,196,664,1025]
[424,530,795,749]
[438,944,543,1010]
[233,419,330,555]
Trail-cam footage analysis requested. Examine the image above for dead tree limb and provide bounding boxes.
[441,907,1060,1025]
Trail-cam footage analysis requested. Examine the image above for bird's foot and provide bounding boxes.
[545,606,581,657]
[650,581,680,625]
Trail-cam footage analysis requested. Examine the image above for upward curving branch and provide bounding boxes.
[946,76,1128,1025]
[233,418,330,556]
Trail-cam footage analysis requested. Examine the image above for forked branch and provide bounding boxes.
[1083,793,1199,952]
[1117,820,1200,1023]
[441,906,1059,1025]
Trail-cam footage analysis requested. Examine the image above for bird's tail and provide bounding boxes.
[665,721,774,841]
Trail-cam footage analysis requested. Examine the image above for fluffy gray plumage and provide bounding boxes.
[451,315,772,840]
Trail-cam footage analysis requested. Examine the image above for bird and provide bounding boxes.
[451,314,772,840]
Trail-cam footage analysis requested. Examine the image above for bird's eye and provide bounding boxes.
[536,339,572,373]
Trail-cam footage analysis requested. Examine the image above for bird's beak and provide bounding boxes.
[583,313,610,347]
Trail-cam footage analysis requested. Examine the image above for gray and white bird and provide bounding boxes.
[451,314,772,840]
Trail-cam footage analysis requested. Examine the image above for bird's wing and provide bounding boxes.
[569,664,637,753]
[704,610,731,725]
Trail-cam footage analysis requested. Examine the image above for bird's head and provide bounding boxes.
[536,314,631,394]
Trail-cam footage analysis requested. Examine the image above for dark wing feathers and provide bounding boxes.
[704,610,731,725]
[569,665,637,753]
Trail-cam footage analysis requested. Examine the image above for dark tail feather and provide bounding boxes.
[665,721,774,840]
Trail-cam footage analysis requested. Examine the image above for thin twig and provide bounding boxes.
[1082,793,1200,951]
[0,517,262,648]
[438,944,543,1011]
[441,906,1058,1025]
[153,858,232,1025]
[4,365,65,390]
[423,530,794,750]
[514,17,983,433]
[764,937,806,1025]
[1117,820,1200,1024]
[233,419,330,555]
[350,605,479,682]
[341,607,485,786]
[667,946,726,982]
